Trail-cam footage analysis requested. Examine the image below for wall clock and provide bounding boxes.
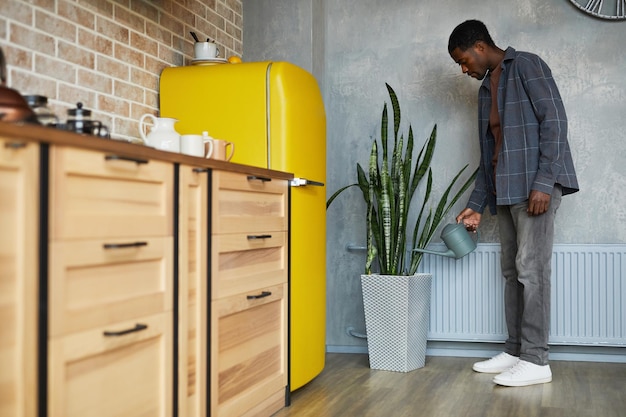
[568,0,626,20]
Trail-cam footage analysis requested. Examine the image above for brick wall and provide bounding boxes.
[0,0,243,141]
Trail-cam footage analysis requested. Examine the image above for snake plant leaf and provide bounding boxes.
[386,83,401,142]
[381,103,389,167]
[326,183,358,209]
[356,162,370,203]
[411,125,436,196]
[365,161,376,275]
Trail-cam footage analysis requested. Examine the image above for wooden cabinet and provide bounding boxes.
[47,147,174,417]
[178,165,209,417]
[210,171,288,417]
[0,138,38,417]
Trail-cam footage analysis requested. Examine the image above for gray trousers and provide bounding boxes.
[497,186,562,366]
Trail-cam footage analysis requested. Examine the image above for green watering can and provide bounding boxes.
[412,223,478,259]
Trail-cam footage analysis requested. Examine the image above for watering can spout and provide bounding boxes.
[412,247,458,259]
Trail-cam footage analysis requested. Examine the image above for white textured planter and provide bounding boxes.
[361,273,432,372]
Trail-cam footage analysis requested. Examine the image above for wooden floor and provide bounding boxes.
[274,353,626,417]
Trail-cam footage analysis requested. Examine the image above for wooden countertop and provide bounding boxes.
[0,121,294,180]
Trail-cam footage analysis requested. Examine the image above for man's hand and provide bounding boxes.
[528,190,551,216]
[456,208,482,232]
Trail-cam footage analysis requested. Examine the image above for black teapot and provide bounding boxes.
[65,102,110,138]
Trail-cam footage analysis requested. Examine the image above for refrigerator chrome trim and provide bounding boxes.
[265,62,273,169]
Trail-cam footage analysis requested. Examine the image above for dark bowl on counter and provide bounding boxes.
[0,86,39,124]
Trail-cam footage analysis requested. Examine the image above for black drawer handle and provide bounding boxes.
[4,141,27,149]
[103,241,148,249]
[105,154,149,164]
[192,167,209,173]
[103,323,148,337]
[247,291,272,300]
[247,234,272,240]
[247,175,271,182]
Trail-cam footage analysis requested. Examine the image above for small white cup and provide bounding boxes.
[194,42,220,60]
[181,134,213,158]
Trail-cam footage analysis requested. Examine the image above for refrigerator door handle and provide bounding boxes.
[290,178,325,187]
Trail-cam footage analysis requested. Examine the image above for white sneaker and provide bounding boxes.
[472,352,519,373]
[493,360,552,387]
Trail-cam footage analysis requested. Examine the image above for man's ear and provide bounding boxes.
[474,41,486,52]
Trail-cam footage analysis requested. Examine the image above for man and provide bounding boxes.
[447,20,579,387]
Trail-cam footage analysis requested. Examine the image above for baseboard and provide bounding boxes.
[326,341,626,363]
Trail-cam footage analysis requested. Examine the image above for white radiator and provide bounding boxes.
[419,244,626,347]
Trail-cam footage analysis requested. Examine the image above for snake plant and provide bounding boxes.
[327,84,477,275]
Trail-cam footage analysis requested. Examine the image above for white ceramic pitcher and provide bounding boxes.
[139,114,180,151]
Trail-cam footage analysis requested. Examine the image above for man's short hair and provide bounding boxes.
[448,20,495,54]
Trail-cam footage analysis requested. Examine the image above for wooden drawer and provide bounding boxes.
[48,313,172,417]
[212,171,288,234]
[211,231,287,300]
[49,146,173,240]
[210,283,287,417]
[49,236,173,337]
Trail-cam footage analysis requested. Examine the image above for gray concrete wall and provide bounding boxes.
[242,0,325,86]
[244,0,626,349]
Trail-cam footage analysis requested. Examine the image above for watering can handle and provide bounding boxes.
[472,228,480,244]
[458,222,479,243]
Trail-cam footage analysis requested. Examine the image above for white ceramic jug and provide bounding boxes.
[139,114,180,151]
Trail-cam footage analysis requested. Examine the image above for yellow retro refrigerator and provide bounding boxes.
[159,61,326,391]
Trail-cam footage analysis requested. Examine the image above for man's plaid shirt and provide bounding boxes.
[467,47,579,215]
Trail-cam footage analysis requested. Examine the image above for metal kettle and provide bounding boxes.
[66,102,110,138]
[412,223,478,259]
